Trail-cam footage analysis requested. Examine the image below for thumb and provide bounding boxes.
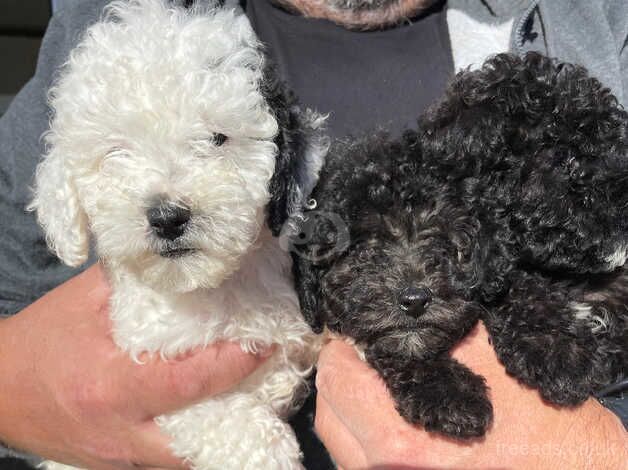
[124,341,275,418]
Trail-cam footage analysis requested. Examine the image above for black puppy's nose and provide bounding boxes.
[147,202,191,241]
[398,286,432,316]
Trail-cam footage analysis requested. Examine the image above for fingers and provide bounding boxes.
[315,393,368,469]
[450,322,497,377]
[122,341,272,469]
[316,340,478,468]
[128,421,189,469]
[125,341,274,417]
[316,340,410,446]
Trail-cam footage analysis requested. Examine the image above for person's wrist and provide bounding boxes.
[0,314,36,455]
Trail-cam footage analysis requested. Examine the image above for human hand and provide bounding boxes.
[0,264,271,470]
[315,324,627,469]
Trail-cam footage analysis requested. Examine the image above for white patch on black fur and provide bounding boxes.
[606,244,628,270]
[297,110,329,203]
[570,301,609,333]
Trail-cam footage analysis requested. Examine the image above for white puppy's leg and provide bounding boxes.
[157,394,305,470]
[42,398,305,470]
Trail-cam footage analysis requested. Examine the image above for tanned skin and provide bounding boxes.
[274,0,439,30]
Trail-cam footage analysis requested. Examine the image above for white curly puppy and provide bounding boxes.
[30,0,326,468]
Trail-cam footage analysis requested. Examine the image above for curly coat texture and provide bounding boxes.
[30,1,326,468]
[292,52,628,438]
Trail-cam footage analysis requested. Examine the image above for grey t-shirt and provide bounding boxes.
[0,1,109,318]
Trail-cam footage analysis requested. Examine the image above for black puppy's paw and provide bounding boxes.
[495,332,603,405]
[410,388,493,439]
[385,359,493,439]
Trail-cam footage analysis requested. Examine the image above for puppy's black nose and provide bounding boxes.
[147,202,191,241]
[399,286,432,316]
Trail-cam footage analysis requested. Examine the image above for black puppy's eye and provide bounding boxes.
[211,133,228,147]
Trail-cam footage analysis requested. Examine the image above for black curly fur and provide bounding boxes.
[262,65,327,236]
[291,52,628,439]
[420,53,628,275]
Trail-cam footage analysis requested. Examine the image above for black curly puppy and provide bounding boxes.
[290,53,628,438]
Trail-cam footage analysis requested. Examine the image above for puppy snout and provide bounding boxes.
[147,201,191,241]
[398,286,432,316]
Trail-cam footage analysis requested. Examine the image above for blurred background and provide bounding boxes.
[0,0,57,116]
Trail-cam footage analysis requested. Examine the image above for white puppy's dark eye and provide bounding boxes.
[211,133,228,147]
[191,133,229,158]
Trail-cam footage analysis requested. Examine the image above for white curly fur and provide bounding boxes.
[606,244,628,271]
[30,1,318,468]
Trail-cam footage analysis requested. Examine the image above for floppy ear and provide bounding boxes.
[262,67,329,236]
[29,148,89,267]
[286,206,350,333]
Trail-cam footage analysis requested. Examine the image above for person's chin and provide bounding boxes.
[273,0,439,30]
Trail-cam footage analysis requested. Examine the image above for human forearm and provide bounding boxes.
[0,315,24,450]
[0,317,18,451]
[0,312,59,458]
[0,317,42,466]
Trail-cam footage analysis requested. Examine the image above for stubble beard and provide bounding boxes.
[274,0,440,30]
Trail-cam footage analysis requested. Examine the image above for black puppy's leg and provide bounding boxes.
[484,269,628,405]
[365,331,493,439]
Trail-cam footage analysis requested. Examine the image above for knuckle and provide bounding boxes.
[164,344,262,403]
[92,442,133,466]
[229,355,257,382]
[214,343,258,377]
[61,378,113,418]
[313,411,331,439]
[313,405,326,434]
[315,362,357,400]
[76,433,133,466]
[167,364,207,400]
[313,406,336,449]
[314,365,335,394]
[380,430,416,460]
